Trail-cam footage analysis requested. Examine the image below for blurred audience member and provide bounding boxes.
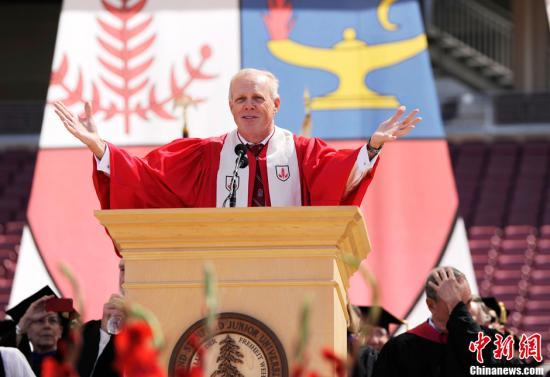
[468,295,493,327]
[351,305,403,377]
[0,347,36,377]
[118,259,125,295]
[481,296,510,334]
[5,286,76,377]
[77,294,126,377]
[374,267,541,377]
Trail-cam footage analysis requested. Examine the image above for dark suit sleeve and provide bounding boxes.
[77,320,121,377]
[0,321,16,347]
[373,338,405,377]
[446,302,540,370]
[77,320,101,377]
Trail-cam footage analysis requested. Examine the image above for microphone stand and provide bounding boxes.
[223,150,248,208]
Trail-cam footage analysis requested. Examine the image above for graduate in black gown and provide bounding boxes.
[5,286,76,377]
[373,267,543,377]
[350,306,403,377]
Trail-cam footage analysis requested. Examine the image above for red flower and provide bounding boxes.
[306,372,321,377]
[292,363,305,377]
[175,334,205,377]
[57,329,82,360]
[41,357,78,377]
[321,348,346,377]
[115,320,165,377]
[116,320,153,351]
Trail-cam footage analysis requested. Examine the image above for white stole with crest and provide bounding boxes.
[216,127,301,207]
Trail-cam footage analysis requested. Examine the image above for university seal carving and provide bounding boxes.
[169,313,288,377]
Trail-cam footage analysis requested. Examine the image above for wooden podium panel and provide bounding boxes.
[96,206,370,375]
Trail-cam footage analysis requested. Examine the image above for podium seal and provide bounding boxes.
[169,313,288,377]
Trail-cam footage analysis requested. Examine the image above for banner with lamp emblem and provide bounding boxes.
[241,0,474,329]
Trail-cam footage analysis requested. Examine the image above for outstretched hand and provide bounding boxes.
[370,106,421,148]
[54,101,106,159]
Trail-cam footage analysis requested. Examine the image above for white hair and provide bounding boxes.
[228,68,280,100]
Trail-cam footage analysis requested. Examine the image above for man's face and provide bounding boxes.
[427,296,451,325]
[469,301,491,326]
[365,325,389,351]
[229,73,280,138]
[27,313,62,353]
[119,259,125,294]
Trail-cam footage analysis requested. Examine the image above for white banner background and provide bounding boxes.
[13,0,240,319]
[40,0,239,148]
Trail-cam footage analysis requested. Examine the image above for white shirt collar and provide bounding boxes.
[428,317,447,334]
[237,127,275,145]
[97,328,111,360]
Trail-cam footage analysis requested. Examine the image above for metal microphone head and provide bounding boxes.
[235,144,247,157]
[234,144,249,168]
[238,156,249,168]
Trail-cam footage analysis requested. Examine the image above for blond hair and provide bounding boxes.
[229,68,280,100]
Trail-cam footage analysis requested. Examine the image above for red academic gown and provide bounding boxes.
[93,134,378,210]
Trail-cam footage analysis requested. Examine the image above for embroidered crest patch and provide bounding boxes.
[275,165,290,181]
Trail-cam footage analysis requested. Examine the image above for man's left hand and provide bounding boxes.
[100,294,126,333]
[370,106,421,149]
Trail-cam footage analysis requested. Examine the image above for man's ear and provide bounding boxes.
[274,97,281,112]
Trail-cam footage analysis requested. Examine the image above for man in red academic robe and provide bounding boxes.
[54,68,420,210]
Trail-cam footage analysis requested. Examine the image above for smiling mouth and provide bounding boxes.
[241,116,258,119]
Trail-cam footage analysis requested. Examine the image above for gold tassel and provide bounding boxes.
[174,94,198,138]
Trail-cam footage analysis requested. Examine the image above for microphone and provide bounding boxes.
[234,144,249,168]
[235,143,247,156]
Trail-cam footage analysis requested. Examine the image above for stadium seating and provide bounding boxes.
[0,148,35,315]
[452,140,550,360]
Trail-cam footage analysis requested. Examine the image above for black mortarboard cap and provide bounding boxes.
[482,297,508,324]
[357,306,403,331]
[5,286,58,323]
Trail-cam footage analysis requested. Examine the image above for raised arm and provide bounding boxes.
[54,101,106,159]
[368,105,421,151]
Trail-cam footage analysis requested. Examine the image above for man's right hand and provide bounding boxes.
[17,295,54,335]
[54,101,106,159]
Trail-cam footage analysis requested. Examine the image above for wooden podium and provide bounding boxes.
[96,206,370,375]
